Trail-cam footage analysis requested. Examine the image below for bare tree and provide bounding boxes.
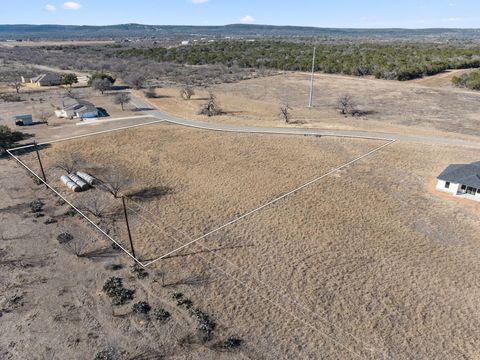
[64,237,89,257]
[124,73,146,90]
[144,87,156,98]
[179,85,195,100]
[337,95,355,115]
[54,153,81,174]
[36,109,50,124]
[99,170,131,198]
[2,72,23,94]
[279,103,292,123]
[198,93,222,117]
[113,93,131,111]
[64,88,80,100]
[91,78,112,95]
[57,232,88,257]
[77,191,116,218]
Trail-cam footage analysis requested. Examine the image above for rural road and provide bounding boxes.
[23,63,480,148]
[130,95,480,148]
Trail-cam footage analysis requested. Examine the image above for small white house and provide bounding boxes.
[55,99,99,119]
[436,162,480,202]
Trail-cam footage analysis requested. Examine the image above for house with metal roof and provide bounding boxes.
[25,73,62,87]
[55,99,99,119]
[436,161,480,201]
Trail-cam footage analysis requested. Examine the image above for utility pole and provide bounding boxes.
[121,196,136,259]
[34,141,48,188]
[308,46,316,108]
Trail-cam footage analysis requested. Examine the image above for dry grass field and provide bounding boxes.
[11,120,480,358]
[148,71,480,141]
[19,123,380,260]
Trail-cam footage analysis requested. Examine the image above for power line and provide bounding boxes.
[308,46,316,108]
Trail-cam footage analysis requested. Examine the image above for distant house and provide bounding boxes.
[55,99,99,119]
[24,73,62,87]
[436,162,480,201]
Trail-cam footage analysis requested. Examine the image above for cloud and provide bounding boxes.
[441,17,462,22]
[45,4,56,12]
[190,0,209,3]
[62,2,82,10]
[239,15,255,24]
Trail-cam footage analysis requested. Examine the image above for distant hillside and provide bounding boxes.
[1,23,480,41]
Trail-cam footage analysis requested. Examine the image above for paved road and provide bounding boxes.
[131,96,480,148]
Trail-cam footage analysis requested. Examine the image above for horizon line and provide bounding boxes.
[1,23,480,31]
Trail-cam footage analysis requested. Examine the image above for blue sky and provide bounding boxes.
[1,0,480,28]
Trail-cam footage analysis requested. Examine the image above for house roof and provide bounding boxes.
[62,99,97,114]
[437,161,480,188]
[31,73,61,83]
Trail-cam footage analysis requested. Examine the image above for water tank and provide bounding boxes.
[76,171,96,186]
[61,175,81,192]
[69,174,89,191]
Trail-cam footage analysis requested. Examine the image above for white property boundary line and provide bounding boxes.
[125,202,369,359]
[8,119,165,152]
[7,116,395,269]
[142,138,395,266]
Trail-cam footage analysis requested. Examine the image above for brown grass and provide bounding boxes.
[27,123,379,260]
[14,121,480,358]
[146,72,480,141]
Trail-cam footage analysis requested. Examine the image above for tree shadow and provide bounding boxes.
[3,141,50,158]
[110,85,130,91]
[127,186,174,201]
[223,110,245,115]
[129,351,164,360]
[165,272,211,287]
[81,245,121,259]
[148,94,172,99]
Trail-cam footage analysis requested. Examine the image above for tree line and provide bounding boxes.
[119,40,480,81]
[452,70,480,90]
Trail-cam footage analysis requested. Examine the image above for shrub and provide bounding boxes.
[179,86,195,100]
[198,93,222,117]
[172,292,192,308]
[131,263,149,279]
[0,125,24,154]
[132,301,151,314]
[111,288,135,306]
[94,347,118,360]
[190,307,216,340]
[452,70,480,90]
[64,208,77,217]
[0,94,23,102]
[223,336,243,349]
[102,277,134,305]
[56,199,66,206]
[172,292,184,301]
[57,232,74,244]
[44,218,57,225]
[61,73,78,87]
[153,308,171,322]
[87,72,116,86]
[102,277,123,297]
[31,175,43,186]
[30,200,44,213]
